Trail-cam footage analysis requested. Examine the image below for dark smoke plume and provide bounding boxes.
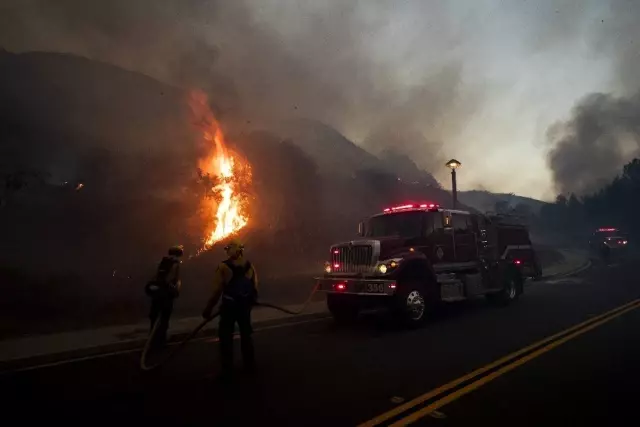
[547,0,640,195]
[547,92,640,195]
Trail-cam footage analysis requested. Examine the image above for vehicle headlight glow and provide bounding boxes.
[324,262,332,274]
[376,258,402,275]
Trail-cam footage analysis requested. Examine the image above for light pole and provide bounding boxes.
[445,159,461,209]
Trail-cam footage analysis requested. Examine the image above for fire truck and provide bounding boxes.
[316,203,539,326]
[589,227,629,264]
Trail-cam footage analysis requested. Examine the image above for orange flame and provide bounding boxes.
[189,91,252,248]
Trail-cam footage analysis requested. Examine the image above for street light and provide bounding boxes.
[445,159,461,209]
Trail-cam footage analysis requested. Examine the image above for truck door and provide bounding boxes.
[469,214,481,260]
[452,213,473,262]
[430,211,455,264]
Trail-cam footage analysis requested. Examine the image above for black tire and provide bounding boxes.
[327,294,359,324]
[392,281,430,328]
[486,270,520,306]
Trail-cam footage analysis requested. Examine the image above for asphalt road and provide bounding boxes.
[3,260,640,426]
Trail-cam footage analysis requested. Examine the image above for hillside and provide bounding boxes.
[0,50,191,158]
[280,119,445,199]
[458,190,547,214]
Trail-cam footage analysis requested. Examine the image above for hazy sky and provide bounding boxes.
[2,0,638,200]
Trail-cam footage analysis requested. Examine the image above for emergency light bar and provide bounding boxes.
[597,228,618,232]
[383,203,439,213]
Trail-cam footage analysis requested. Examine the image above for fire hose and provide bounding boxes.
[140,283,320,371]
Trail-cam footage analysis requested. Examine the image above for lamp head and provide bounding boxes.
[446,159,462,170]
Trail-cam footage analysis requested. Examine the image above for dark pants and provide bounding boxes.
[218,299,255,373]
[149,296,174,347]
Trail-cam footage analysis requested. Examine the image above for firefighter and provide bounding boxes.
[145,245,183,348]
[600,241,611,265]
[202,238,258,378]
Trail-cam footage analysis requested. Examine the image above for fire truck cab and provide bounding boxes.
[316,203,538,326]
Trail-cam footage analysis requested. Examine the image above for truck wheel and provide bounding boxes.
[486,273,519,306]
[327,294,359,324]
[393,282,428,327]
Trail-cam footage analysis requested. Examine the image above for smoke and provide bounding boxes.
[546,0,640,195]
[547,92,640,195]
[5,1,640,197]
[0,0,483,174]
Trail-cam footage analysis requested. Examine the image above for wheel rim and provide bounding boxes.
[506,279,517,299]
[406,290,426,320]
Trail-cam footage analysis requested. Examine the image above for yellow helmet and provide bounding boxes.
[168,245,184,257]
[224,238,244,251]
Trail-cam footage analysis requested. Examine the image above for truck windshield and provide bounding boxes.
[366,211,425,238]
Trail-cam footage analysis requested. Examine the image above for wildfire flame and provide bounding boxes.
[189,91,252,249]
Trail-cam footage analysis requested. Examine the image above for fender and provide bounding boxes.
[389,252,436,284]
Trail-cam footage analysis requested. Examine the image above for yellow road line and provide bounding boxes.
[358,298,640,427]
[391,300,640,426]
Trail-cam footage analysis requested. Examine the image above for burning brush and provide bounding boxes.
[189,90,252,252]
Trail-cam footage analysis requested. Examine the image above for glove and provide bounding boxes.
[145,281,159,297]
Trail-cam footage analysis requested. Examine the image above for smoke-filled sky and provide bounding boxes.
[2,0,640,200]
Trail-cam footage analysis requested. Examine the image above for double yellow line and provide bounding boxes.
[359,298,640,427]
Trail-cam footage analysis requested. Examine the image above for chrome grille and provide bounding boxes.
[330,244,374,274]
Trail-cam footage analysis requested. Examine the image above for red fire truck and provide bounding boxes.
[316,203,539,326]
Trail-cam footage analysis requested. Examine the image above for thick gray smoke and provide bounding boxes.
[546,0,640,195]
[547,92,640,195]
[0,0,481,172]
[4,1,640,195]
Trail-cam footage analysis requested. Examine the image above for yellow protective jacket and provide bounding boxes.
[205,257,258,309]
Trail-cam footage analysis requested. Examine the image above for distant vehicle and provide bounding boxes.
[315,202,540,326]
[589,227,628,263]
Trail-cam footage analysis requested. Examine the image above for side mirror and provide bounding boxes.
[358,221,365,237]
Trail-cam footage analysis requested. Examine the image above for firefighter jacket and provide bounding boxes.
[208,257,259,306]
[145,255,182,298]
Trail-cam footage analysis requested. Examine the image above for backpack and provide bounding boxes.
[222,260,256,301]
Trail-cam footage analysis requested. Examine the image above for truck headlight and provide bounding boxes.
[376,258,402,275]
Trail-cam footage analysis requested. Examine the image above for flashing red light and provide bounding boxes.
[384,203,439,213]
[392,204,414,211]
[333,263,340,269]
[333,250,340,254]
[514,259,522,265]
[597,228,617,232]
[335,283,346,291]
[389,283,397,289]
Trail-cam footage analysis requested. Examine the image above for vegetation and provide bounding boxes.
[537,158,640,241]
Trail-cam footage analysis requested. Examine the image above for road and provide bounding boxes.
[3,261,639,426]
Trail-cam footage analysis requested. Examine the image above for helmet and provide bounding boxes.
[168,245,184,257]
[224,238,244,251]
